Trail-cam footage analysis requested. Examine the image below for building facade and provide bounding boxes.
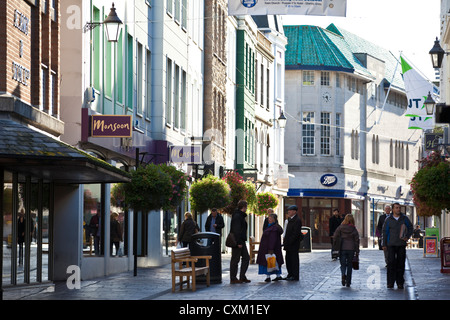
[1,0,129,294]
[284,24,421,248]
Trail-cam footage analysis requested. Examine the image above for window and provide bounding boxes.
[303,71,315,86]
[41,66,47,111]
[336,74,340,88]
[320,112,330,155]
[335,113,341,156]
[126,34,133,110]
[166,58,173,124]
[351,130,359,160]
[174,65,180,128]
[321,71,330,86]
[105,36,112,98]
[116,32,123,104]
[302,112,315,155]
[93,7,101,90]
[137,42,143,115]
[167,0,173,15]
[181,70,187,130]
[145,49,152,119]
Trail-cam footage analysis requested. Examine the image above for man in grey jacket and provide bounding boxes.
[382,203,413,289]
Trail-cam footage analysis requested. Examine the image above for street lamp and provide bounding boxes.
[424,91,436,116]
[277,111,287,129]
[83,3,123,42]
[429,37,447,69]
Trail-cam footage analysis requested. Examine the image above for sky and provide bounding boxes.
[282,0,441,81]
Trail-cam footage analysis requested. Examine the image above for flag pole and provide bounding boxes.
[376,51,401,125]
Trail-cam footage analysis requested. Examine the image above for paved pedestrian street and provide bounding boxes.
[3,247,450,302]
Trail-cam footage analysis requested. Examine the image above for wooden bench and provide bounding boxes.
[249,236,260,264]
[171,248,211,292]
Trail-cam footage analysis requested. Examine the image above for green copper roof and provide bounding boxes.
[284,23,404,90]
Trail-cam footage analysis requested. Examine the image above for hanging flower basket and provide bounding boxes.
[410,152,450,216]
[255,191,279,216]
[189,175,231,213]
[118,163,187,212]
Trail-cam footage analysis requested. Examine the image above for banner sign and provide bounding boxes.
[228,0,347,16]
[170,146,202,164]
[400,56,439,130]
[91,115,132,138]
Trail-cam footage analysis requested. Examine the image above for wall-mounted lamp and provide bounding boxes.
[277,111,287,129]
[429,37,448,69]
[83,3,123,42]
[424,91,436,116]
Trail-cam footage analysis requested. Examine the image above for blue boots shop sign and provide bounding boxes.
[320,174,338,187]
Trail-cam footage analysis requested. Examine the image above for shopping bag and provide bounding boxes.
[265,254,279,272]
[352,253,359,270]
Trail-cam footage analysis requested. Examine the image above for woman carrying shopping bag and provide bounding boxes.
[332,214,360,287]
[256,213,284,282]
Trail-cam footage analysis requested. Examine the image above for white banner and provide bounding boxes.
[228,0,347,16]
[401,55,438,130]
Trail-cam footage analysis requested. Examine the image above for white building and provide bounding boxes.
[284,24,422,248]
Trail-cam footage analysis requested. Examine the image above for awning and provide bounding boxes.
[0,119,131,184]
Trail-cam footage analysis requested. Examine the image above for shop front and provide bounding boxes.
[285,189,366,249]
[0,119,130,296]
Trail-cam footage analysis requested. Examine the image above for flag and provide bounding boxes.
[227,0,347,16]
[400,55,438,130]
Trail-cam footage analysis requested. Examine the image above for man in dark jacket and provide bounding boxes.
[283,205,303,281]
[205,208,225,236]
[382,203,413,289]
[229,200,251,284]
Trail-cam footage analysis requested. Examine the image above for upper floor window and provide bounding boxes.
[303,71,315,86]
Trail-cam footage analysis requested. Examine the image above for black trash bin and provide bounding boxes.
[299,227,312,252]
[190,232,222,284]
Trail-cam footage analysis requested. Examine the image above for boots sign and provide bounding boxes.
[320,174,338,187]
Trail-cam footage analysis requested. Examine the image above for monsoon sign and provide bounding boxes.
[170,146,202,164]
[228,0,347,16]
[91,115,132,138]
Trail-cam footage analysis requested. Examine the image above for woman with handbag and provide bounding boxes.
[256,213,284,282]
[332,214,360,287]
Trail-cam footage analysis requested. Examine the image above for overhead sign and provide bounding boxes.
[170,146,202,164]
[228,0,347,16]
[320,174,338,187]
[91,115,132,138]
[425,133,443,151]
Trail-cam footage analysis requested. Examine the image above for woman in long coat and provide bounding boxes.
[256,213,284,282]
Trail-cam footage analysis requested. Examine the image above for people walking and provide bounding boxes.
[382,203,413,289]
[110,213,123,256]
[256,213,284,282]
[376,205,391,267]
[177,212,199,248]
[329,208,343,261]
[283,205,303,281]
[229,200,251,284]
[332,214,360,287]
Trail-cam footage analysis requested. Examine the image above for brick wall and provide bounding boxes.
[1,0,60,119]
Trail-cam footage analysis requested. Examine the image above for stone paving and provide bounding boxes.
[3,247,450,301]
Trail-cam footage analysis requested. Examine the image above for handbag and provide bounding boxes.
[226,232,237,248]
[352,253,359,270]
[265,254,279,272]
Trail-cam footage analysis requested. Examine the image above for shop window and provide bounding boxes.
[2,171,50,286]
[83,184,103,256]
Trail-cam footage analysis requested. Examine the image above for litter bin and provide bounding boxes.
[190,232,222,284]
[299,227,312,252]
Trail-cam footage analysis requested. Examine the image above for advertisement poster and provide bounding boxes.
[228,0,347,16]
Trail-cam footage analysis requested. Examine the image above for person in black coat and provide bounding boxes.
[329,208,343,260]
[229,200,251,284]
[177,212,199,248]
[205,208,225,236]
[376,205,391,266]
[283,205,303,281]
